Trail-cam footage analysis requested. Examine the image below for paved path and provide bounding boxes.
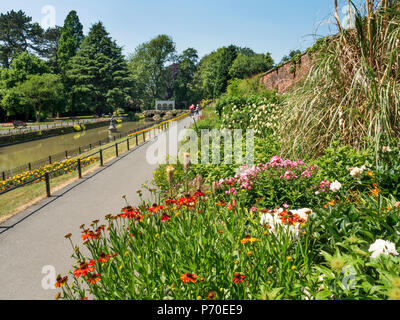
[0,116,194,300]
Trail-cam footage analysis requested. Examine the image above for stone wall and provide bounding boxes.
[260,53,311,94]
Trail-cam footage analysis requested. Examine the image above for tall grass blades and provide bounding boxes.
[280,1,400,160]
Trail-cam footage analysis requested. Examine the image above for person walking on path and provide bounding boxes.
[189,104,195,117]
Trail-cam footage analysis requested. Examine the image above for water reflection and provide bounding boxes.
[0,119,154,171]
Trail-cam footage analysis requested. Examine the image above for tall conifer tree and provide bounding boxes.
[67,22,132,115]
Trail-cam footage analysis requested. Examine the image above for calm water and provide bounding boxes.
[0,120,154,172]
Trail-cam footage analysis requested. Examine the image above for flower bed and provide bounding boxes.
[0,157,98,193]
[57,150,400,300]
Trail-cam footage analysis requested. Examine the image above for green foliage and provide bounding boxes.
[0,10,45,67]
[57,11,84,74]
[174,48,198,107]
[229,52,274,80]
[213,45,238,98]
[67,22,132,115]
[14,73,64,122]
[128,34,176,109]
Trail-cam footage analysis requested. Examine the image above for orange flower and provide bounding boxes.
[148,204,164,214]
[97,253,111,263]
[323,200,335,209]
[73,260,96,278]
[119,206,140,219]
[180,273,198,284]
[233,273,245,284]
[240,235,257,244]
[206,291,216,300]
[371,184,380,197]
[55,275,68,288]
[86,274,101,285]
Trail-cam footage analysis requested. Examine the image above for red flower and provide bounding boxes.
[165,199,176,205]
[73,260,96,278]
[161,213,171,222]
[177,194,197,208]
[194,190,205,197]
[97,252,111,263]
[233,273,245,284]
[55,275,68,288]
[148,204,164,214]
[119,206,140,219]
[86,274,101,285]
[228,200,237,211]
[180,273,198,283]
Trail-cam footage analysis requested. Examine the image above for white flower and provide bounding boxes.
[349,166,366,178]
[330,180,342,192]
[368,239,399,258]
[382,146,392,153]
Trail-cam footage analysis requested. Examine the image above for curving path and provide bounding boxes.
[0,116,195,300]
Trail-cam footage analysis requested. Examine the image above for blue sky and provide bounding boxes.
[0,0,346,63]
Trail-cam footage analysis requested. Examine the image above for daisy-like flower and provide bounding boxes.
[180,273,198,284]
[233,273,246,284]
[97,253,111,263]
[73,260,96,278]
[369,239,399,258]
[55,275,68,288]
[240,235,258,244]
[86,274,101,285]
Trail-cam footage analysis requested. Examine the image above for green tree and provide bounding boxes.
[57,11,84,73]
[57,11,84,115]
[229,52,274,79]
[0,10,44,67]
[67,22,132,115]
[2,73,63,122]
[213,45,238,98]
[40,26,62,72]
[128,34,176,109]
[280,49,302,64]
[174,48,198,107]
[192,48,224,100]
[0,52,50,119]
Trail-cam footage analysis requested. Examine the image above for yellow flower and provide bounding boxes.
[287,256,293,261]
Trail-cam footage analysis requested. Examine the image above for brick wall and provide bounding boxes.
[260,53,311,94]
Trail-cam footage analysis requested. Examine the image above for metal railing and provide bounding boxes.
[0,113,189,197]
[0,118,108,136]
[1,113,188,180]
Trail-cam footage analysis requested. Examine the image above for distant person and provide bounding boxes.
[195,104,199,116]
[189,104,195,117]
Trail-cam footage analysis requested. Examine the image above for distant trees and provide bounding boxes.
[0,8,277,121]
[14,74,64,122]
[280,49,302,64]
[229,52,274,79]
[57,10,84,74]
[174,48,199,108]
[0,10,45,67]
[67,22,132,115]
[128,35,176,109]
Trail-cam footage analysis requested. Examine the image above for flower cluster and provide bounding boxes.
[0,157,97,193]
[218,156,318,195]
[260,208,312,239]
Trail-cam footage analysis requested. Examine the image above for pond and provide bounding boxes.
[0,119,154,173]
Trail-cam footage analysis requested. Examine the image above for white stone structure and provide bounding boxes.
[155,100,175,111]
